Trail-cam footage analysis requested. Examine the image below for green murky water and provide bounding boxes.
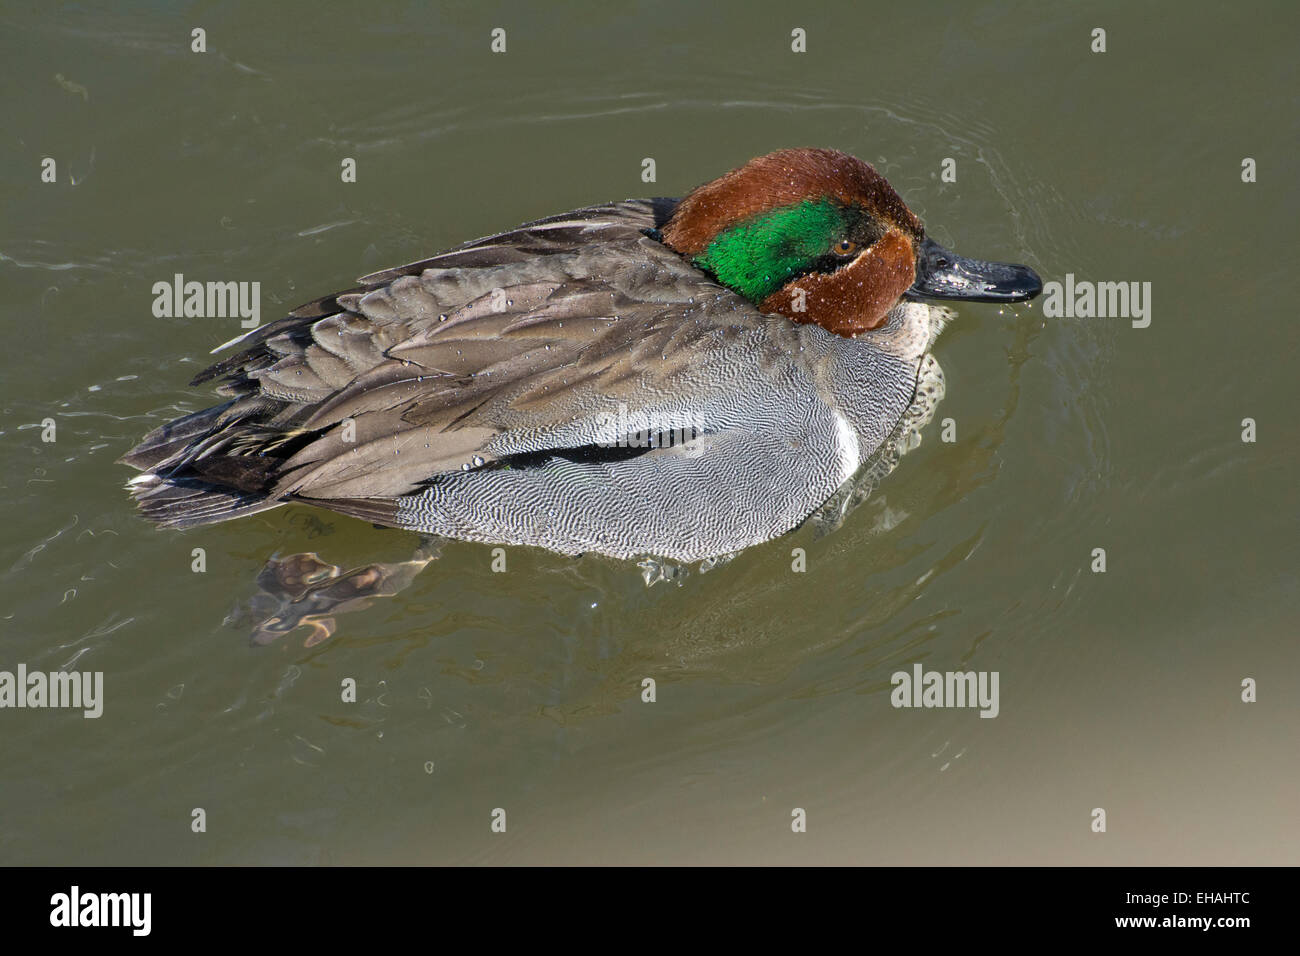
[2,1,1296,864]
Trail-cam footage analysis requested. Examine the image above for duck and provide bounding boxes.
[122,147,1041,563]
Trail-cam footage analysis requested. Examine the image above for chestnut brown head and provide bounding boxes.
[661,148,1040,336]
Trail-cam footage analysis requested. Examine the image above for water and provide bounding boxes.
[1,1,1296,864]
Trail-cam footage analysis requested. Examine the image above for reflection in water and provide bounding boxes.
[225,542,441,647]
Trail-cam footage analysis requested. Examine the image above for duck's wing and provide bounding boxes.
[122,199,784,527]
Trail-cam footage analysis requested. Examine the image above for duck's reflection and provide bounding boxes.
[224,541,441,646]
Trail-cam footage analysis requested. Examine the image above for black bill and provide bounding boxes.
[908,237,1042,303]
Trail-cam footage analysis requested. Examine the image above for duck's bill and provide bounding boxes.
[907,237,1042,303]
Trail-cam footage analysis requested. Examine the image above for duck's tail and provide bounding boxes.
[119,402,309,529]
[124,473,284,528]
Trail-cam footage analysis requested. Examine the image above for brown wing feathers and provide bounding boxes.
[119,201,695,528]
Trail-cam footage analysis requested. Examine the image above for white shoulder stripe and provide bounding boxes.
[832,411,860,485]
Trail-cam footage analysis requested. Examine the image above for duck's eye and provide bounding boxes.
[834,239,858,257]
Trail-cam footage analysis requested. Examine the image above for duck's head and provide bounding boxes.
[661,147,1041,336]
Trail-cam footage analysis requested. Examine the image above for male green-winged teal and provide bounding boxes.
[123,147,1041,562]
